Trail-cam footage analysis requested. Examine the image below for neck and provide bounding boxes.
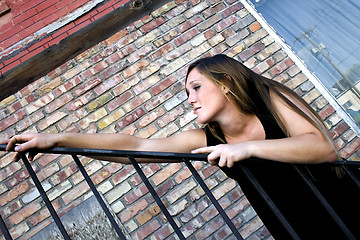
[216,106,264,143]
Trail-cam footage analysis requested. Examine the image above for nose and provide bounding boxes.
[187,91,196,106]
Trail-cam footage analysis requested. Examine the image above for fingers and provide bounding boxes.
[191,146,215,154]
[192,146,222,166]
[192,144,239,168]
[6,134,36,152]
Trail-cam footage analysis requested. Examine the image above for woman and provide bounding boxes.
[3,54,347,238]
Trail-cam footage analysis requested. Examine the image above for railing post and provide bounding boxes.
[183,159,244,240]
[19,153,71,240]
[71,154,127,240]
[128,156,186,240]
[239,164,301,240]
[0,214,12,240]
[293,165,356,240]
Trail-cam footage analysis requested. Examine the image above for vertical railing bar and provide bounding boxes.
[71,154,127,240]
[239,164,301,240]
[183,159,244,240]
[127,156,186,240]
[19,153,71,240]
[293,165,356,239]
[341,165,360,190]
[0,214,13,240]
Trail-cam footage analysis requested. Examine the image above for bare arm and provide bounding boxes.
[2,129,207,163]
[192,90,338,167]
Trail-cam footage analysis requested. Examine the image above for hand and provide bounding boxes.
[191,143,252,168]
[1,133,58,161]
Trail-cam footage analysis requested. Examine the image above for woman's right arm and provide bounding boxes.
[2,130,207,163]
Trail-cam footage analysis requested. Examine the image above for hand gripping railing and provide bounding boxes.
[1,144,360,239]
[0,145,244,240]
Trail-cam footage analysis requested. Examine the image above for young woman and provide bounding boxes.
[3,54,349,239]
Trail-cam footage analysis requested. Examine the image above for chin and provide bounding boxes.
[196,117,209,125]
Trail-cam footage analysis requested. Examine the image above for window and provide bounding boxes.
[248,0,360,126]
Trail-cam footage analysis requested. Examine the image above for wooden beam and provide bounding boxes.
[0,0,172,101]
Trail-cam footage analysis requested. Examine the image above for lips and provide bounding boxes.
[193,107,201,113]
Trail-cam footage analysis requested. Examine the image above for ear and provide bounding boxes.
[221,74,232,94]
[221,84,230,94]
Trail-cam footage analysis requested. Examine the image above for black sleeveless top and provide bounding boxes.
[203,89,360,239]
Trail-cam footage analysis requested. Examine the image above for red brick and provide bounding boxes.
[19,21,46,39]
[178,15,203,33]
[12,7,37,25]
[9,202,41,224]
[120,198,148,223]
[42,8,69,26]
[62,181,89,205]
[91,162,121,185]
[7,169,30,188]
[105,29,128,46]
[16,111,45,132]
[0,1,10,16]
[0,182,30,206]
[132,219,161,239]
[0,200,22,219]
[107,91,133,111]
[141,17,166,33]
[341,139,360,159]
[117,107,146,128]
[221,2,243,18]
[66,0,89,13]
[319,105,336,120]
[74,77,102,96]
[174,28,198,47]
[330,122,350,139]
[28,201,61,226]
[112,165,135,185]
[0,110,26,131]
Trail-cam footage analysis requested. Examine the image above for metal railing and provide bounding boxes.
[0,144,360,239]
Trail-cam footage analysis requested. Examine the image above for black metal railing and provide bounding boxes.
[0,144,360,239]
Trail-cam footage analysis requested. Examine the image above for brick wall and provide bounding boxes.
[0,0,130,75]
[0,0,360,239]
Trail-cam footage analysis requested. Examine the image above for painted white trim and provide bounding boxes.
[241,0,360,136]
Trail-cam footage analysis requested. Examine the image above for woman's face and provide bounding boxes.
[186,68,228,124]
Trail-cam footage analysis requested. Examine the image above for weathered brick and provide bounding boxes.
[9,202,41,224]
[117,108,145,129]
[105,181,131,204]
[25,93,55,115]
[16,111,45,132]
[0,162,22,182]
[98,109,125,129]
[51,163,78,185]
[122,60,149,79]
[134,75,161,95]
[138,108,165,128]
[157,106,184,128]
[0,182,30,206]
[45,92,73,113]
[0,110,26,131]
[74,77,102,97]
[132,219,161,240]
[62,181,89,205]
[79,107,107,130]
[123,92,151,113]
[38,111,67,130]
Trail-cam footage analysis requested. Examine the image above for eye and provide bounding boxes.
[194,85,200,91]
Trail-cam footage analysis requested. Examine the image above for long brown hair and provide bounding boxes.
[185,54,340,158]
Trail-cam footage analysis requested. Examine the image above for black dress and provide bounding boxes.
[203,92,360,239]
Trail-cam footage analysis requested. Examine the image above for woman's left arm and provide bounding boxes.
[192,90,338,167]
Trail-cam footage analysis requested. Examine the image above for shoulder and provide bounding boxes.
[269,89,325,136]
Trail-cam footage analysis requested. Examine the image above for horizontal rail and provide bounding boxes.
[1,144,360,239]
[2,144,360,166]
